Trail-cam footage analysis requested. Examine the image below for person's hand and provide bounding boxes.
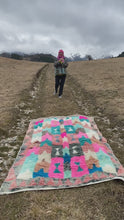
[59,58,64,64]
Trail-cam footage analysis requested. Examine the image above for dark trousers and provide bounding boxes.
[55,75,66,96]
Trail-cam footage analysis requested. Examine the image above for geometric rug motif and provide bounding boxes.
[0,115,124,194]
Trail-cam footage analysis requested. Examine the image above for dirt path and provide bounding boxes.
[0,64,124,220]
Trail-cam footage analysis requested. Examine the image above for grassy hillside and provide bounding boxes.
[0,57,123,220]
[0,57,46,131]
[68,57,124,122]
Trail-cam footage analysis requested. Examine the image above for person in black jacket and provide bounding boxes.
[54,49,68,98]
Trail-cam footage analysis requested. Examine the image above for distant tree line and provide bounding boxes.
[0,52,56,63]
[0,51,123,62]
[0,52,94,62]
[11,53,23,60]
[28,54,56,63]
[118,52,124,57]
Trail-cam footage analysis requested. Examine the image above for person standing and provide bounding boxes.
[54,49,68,98]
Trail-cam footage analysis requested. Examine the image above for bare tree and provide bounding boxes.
[85,54,93,61]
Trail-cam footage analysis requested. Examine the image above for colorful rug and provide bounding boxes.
[0,115,124,194]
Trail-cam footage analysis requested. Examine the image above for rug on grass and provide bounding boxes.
[0,115,124,194]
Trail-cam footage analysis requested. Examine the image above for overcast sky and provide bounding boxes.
[0,0,124,58]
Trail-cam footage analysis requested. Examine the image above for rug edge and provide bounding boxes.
[0,176,124,195]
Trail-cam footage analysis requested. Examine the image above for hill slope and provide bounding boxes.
[68,57,124,122]
[0,57,124,220]
[0,57,46,129]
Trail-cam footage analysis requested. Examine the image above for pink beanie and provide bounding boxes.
[57,49,64,59]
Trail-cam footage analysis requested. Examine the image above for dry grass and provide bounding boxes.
[0,58,124,220]
[68,58,124,121]
[0,57,46,129]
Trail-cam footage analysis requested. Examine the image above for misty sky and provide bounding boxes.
[0,0,124,58]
